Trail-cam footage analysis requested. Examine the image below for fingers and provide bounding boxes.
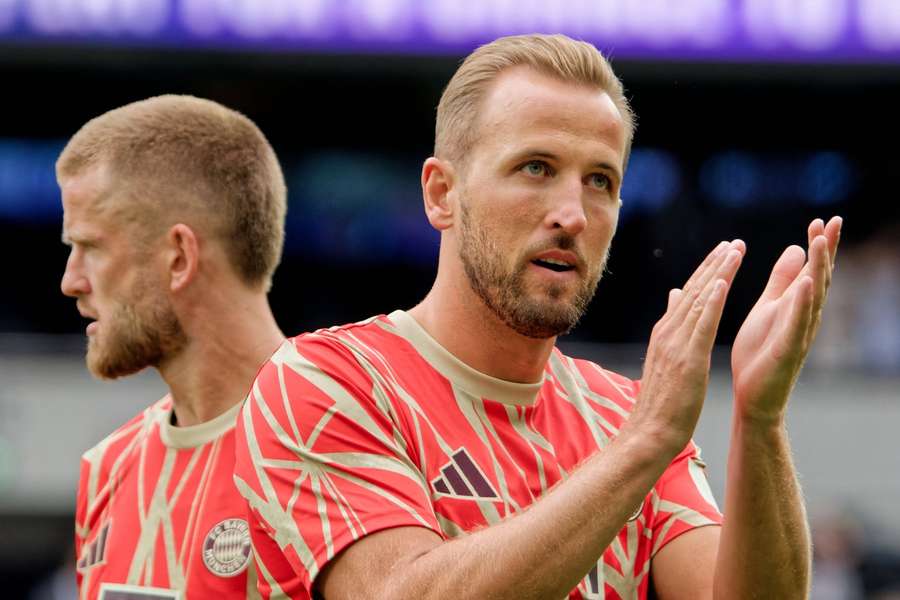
[780,276,814,363]
[654,241,727,342]
[672,241,728,307]
[731,239,747,255]
[824,216,842,269]
[807,218,825,247]
[688,279,729,356]
[755,217,841,364]
[801,233,831,348]
[637,240,745,451]
[760,245,806,302]
[806,216,841,273]
[808,216,842,263]
[761,216,843,303]
[676,247,742,337]
[668,241,743,327]
[667,288,683,313]
[812,215,841,307]
[807,215,842,271]
[809,234,829,298]
[797,216,841,345]
[659,241,724,325]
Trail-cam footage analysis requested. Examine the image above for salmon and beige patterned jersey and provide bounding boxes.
[75,396,259,600]
[234,311,722,600]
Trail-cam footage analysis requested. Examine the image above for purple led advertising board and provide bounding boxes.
[1,0,900,62]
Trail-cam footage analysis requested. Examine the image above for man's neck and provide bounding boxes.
[159,293,284,427]
[408,283,556,385]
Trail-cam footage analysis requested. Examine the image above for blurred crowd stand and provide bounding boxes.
[812,225,900,375]
[812,507,900,600]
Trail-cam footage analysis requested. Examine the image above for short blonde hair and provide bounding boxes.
[57,95,286,291]
[435,34,635,170]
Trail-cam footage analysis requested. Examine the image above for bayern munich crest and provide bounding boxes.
[202,518,252,577]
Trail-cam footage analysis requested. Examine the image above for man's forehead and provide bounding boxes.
[473,68,626,166]
[479,67,625,132]
[484,67,621,118]
[60,164,119,233]
[61,161,114,197]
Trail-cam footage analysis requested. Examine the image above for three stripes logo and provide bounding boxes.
[77,521,110,573]
[431,449,499,501]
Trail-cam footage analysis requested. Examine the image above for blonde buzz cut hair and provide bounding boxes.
[435,33,636,171]
[57,94,287,291]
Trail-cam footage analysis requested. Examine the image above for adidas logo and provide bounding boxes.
[77,521,110,573]
[431,449,500,501]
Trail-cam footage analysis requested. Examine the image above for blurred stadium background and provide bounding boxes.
[0,0,898,597]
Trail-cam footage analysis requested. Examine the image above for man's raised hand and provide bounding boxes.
[731,217,842,425]
[630,240,745,454]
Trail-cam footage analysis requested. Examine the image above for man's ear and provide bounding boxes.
[421,157,458,231]
[165,223,200,293]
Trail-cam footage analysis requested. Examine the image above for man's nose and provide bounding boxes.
[60,251,90,298]
[545,179,588,236]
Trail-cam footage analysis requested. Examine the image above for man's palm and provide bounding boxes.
[731,218,841,423]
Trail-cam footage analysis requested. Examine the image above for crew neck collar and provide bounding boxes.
[386,310,545,406]
[159,396,243,449]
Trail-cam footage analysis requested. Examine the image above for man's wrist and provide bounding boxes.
[615,420,686,469]
[730,408,789,445]
[732,390,790,431]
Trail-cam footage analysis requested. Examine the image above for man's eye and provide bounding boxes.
[588,173,611,191]
[522,161,549,177]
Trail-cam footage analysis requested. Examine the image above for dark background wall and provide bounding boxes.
[3,48,897,344]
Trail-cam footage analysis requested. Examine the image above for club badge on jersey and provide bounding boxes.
[202,518,253,577]
[82,517,252,599]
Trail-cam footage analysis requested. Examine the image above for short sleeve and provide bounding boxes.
[233,335,441,596]
[649,440,723,556]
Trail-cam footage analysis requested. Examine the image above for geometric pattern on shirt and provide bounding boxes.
[235,312,723,600]
[75,398,260,600]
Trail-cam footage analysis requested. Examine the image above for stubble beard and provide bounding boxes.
[457,202,607,339]
[87,282,187,380]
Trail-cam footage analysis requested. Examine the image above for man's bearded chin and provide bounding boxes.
[87,299,187,380]
[458,204,608,340]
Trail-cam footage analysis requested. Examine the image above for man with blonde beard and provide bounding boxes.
[234,34,842,600]
[59,95,286,599]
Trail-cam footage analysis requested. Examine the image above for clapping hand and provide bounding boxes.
[632,240,745,453]
[731,217,842,424]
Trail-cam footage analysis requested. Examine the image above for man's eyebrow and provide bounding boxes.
[511,149,559,162]
[592,161,622,183]
[61,232,92,246]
